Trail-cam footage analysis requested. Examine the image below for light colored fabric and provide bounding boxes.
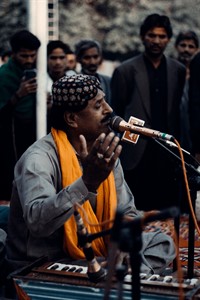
[0,228,6,266]
[195,167,200,221]
[0,229,6,252]
[46,73,53,94]
[141,230,176,274]
[51,128,117,259]
[196,191,200,221]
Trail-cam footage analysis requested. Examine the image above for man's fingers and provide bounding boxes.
[79,135,88,158]
[80,132,122,167]
[106,144,122,165]
[103,135,121,159]
[89,133,106,157]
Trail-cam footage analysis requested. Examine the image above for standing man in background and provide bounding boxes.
[0,30,41,201]
[174,31,199,152]
[47,40,72,89]
[175,31,199,68]
[75,39,111,104]
[111,14,186,211]
[66,50,77,75]
[46,40,73,131]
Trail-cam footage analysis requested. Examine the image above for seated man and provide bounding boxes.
[6,74,175,278]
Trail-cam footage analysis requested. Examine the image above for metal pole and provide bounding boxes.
[27,0,48,139]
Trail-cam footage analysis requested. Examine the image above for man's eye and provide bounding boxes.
[49,56,65,60]
[20,55,35,58]
[95,101,101,108]
[148,34,167,39]
[83,55,99,59]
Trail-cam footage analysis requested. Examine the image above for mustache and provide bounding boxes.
[101,113,113,124]
[150,45,162,50]
[88,64,97,68]
[181,52,191,56]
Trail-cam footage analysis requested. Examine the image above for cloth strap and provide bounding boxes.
[51,128,117,259]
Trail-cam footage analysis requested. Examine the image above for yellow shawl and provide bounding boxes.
[51,128,117,259]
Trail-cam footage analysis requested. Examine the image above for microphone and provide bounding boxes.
[110,116,175,142]
[73,209,106,283]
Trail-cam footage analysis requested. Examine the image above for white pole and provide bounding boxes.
[27,0,48,139]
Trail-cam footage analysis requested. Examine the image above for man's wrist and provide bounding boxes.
[85,184,97,194]
[15,92,21,100]
[10,92,21,106]
[82,180,98,193]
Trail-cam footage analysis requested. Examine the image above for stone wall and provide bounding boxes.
[1,0,200,61]
[0,0,27,53]
[59,0,200,60]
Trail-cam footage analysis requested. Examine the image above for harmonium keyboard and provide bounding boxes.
[12,257,200,300]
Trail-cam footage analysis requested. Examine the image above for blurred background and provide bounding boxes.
[1,0,200,75]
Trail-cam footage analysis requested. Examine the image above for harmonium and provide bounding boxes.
[11,256,200,300]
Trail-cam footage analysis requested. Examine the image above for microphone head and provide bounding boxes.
[110,116,123,132]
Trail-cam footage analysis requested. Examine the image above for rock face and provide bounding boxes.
[1,0,200,61]
[0,0,27,52]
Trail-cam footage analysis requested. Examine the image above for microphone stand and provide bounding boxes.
[126,218,142,300]
[153,138,200,278]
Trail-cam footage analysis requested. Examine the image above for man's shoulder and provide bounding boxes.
[0,62,11,76]
[15,134,60,177]
[190,51,200,66]
[0,59,19,80]
[21,134,56,159]
[116,54,143,71]
[166,56,186,71]
[98,73,111,81]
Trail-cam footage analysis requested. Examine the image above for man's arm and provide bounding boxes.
[15,132,123,238]
[15,150,96,237]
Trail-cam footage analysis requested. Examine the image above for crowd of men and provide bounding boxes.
[0,13,200,299]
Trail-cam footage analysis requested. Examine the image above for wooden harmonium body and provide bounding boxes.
[12,258,200,300]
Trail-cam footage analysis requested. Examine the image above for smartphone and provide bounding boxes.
[23,69,37,81]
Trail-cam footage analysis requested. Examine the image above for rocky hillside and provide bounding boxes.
[1,0,200,61]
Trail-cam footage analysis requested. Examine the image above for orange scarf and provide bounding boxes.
[51,128,117,259]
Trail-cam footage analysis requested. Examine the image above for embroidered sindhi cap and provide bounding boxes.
[52,74,103,112]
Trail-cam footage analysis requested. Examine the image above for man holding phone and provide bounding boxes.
[0,30,41,201]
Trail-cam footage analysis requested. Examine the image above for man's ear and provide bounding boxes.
[64,111,78,128]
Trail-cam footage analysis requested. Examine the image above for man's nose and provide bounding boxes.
[185,46,192,51]
[154,36,160,43]
[103,100,113,113]
[90,57,97,64]
[26,56,35,64]
[55,58,63,63]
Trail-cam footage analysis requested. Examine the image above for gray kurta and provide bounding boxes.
[6,133,175,274]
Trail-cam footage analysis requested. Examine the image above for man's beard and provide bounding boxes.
[178,53,191,66]
[146,47,164,59]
